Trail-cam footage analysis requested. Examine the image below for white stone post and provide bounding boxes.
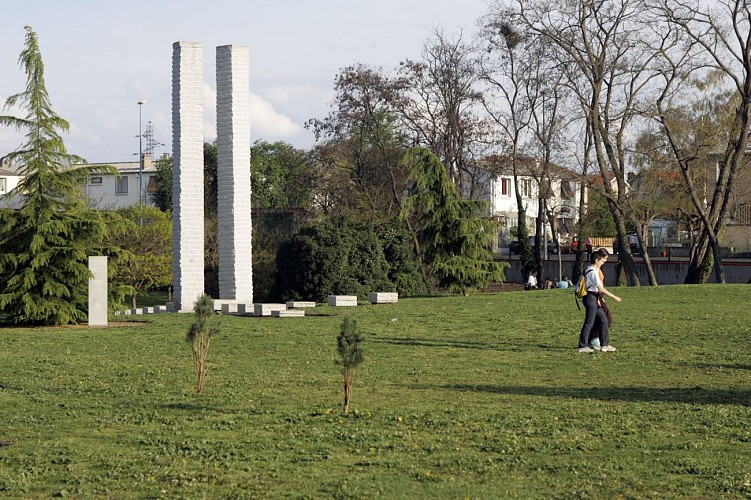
[172,42,205,312]
[216,45,253,303]
[88,256,108,326]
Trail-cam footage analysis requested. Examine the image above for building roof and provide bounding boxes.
[476,154,579,179]
[0,167,23,176]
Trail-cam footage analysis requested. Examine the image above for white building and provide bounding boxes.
[1,154,160,210]
[84,153,158,209]
[0,167,23,196]
[466,155,584,245]
[0,161,25,209]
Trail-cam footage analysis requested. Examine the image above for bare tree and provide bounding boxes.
[478,18,536,275]
[307,64,408,219]
[394,30,490,194]
[650,0,751,283]
[502,0,669,286]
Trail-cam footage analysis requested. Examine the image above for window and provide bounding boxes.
[90,176,103,185]
[521,179,533,198]
[500,178,510,196]
[115,176,128,195]
[0,177,6,193]
[560,179,573,199]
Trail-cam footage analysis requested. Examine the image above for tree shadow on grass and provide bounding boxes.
[419,384,751,407]
[684,362,751,371]
[372,336,569,352]
[162,402,224,412]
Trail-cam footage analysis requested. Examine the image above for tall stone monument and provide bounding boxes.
[88,256,108,326]
[171,42,205,312]
[216,45,253,304]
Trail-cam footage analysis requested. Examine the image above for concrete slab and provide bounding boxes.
[286,301,316,308]
[328,295,358,306]
[368,292,398,304]
[272,309,305,317]
[254,303,287,316]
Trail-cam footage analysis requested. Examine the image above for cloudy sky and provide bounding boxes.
[1,0,490,163]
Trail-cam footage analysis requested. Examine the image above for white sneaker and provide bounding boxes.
[600,345,617,352]
[578,347,594,353]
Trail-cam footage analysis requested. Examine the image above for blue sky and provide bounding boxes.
[1,0,489,163]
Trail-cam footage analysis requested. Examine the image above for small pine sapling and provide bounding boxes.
[336,316,364,415]
[186,294,219,395]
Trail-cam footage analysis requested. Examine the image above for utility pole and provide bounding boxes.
[137,100,145,205]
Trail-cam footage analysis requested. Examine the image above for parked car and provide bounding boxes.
[613,234,642,254]
[510,236,558,255]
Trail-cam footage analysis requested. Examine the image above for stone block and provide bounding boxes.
[221,303,238,314]
[88,256,108,327]
[286,301,316,308]
[328,295,358,306]
[141,307,154,314]
[272,309,305,317]
[254,303,287,316]
[130,308,143,315]
[368,292,399,304]
[237,303,255,315]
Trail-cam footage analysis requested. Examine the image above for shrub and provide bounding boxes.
[276,216,392,301]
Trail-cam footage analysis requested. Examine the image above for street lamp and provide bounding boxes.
[137,100,145,205]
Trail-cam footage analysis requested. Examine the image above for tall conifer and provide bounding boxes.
[0,26,115,325]
[400,147,508,295]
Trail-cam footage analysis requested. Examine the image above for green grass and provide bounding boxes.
[1,285,749,498]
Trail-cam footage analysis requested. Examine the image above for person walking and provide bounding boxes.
[578,249,621,353]
[588,249,613,349]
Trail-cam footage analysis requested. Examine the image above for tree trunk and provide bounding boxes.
[612,211,641,286]
[343,370,352,415]
[632,225,658,286]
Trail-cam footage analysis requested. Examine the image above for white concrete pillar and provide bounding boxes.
[172,41,205,312]
[216,45,253,303]
[88,256,108,326]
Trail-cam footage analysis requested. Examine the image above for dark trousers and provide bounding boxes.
[578,292,610,348]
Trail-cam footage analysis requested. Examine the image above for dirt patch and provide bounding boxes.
[480,282,525,293]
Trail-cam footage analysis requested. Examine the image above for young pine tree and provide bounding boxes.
[0,26,116,325]
[400,147,508,295]
[337,316,364,415]
[186,294,219,395]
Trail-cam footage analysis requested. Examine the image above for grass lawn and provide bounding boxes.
[0,285,749,498]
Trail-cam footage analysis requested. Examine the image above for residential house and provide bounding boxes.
[0,154,159,210]
[84,153,158,209]
[627,150,751,253]
[0,159,25,209]
[467,155,584,248]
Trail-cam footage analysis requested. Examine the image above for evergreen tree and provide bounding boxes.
[0,26,115,325]
[400,147,508,295]
[186,294,219,395]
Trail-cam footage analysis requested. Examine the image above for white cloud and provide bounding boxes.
[202,82,299,141]
[249,93,301,137]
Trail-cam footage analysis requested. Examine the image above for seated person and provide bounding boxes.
[525,271,539,290]
[557,275,574,288]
